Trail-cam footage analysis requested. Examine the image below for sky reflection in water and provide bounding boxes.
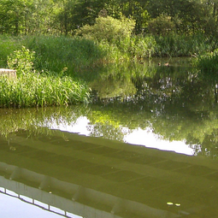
[48,116,195,156]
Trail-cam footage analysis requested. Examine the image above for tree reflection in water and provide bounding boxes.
[1,58,218,158]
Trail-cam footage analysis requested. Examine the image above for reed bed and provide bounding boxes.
[153,34,214,57]
[25,36,106,75]
[0,73,89,108]
[195,51,218,73]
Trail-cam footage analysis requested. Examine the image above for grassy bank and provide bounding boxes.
[195,50,218,73]
[0,33,214,73]
[0,43,90,108]
[0,73,89,108]
[0,29,216,108]
[0,35,107,74]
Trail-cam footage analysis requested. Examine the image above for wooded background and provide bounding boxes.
[0,0,218,36]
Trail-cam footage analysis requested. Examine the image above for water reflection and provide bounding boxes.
[0,128,218,218]
[0,191,72,218]
[124,128,194,155]
[1,58,218,217]
[48,116,194,155]
[1,74,218,158]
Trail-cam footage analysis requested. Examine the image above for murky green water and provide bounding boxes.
[1,58,218,218]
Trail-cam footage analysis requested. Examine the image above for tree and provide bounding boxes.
[148,14,175,35]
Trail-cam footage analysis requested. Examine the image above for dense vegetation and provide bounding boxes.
[1,0,218,58]
[0,41,89,107]
[1,0,218,36]
[1,0,218,107]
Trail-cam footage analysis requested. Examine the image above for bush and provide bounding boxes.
[0,36,22,67]
[196,50,218,73]
[153,33,213,57]
[7,46,35,76]
[76,15,135,44]
[132,35,156,58]
[148,14,175,36]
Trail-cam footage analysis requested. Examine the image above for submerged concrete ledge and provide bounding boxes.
[0,69,17,78]
[0,163,179,218]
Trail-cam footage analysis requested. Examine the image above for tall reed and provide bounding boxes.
[195,51,218,73]
[0,73,89,108]
[24,36,106,75]
[153,34,214,57]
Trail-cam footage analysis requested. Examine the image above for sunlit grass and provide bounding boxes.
[0,35,23,67]
[25,35,107,75]
[0,33,216,108]
[0,73,89,108]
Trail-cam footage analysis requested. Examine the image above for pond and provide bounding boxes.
[1,58,218,218]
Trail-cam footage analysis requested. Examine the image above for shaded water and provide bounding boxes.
[1,58,218,217]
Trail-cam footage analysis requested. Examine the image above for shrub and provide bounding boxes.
[132,35,156,58]
[148,14,175,36]
[153,33,213,57]
[76,15,135,44]
[196,50,218,73]
[7,46,35,76]
[0,36,22,67]
[25,36,106,74]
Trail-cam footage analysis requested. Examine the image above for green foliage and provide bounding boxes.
[7,46,35,76]
[196,50,218,73]
[148,14,175,36]
[0,36,22,67]
[76,15,135,44]
[153,34,213,57]
[0,0,55,35]
[75,15,138,61]
[0,0,218,37]
[0,73,89,108]
[0,44,90,108]
[131,35,156,58]
[24,35,106,75]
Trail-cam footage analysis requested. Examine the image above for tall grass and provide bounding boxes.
[0,44,90,108]
[195,51,218,73]
[24,36,106,75]
[0,36,23,67]
[153,34,214,57]
[0,32,216,108]
[0,35,107,75]
[0,73,89,108]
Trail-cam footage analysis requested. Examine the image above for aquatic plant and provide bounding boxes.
[195,50,218,73]
[131,35,156,59]
[0,73,89,108]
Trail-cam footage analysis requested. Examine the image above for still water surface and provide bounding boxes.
[1,58,218,218]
